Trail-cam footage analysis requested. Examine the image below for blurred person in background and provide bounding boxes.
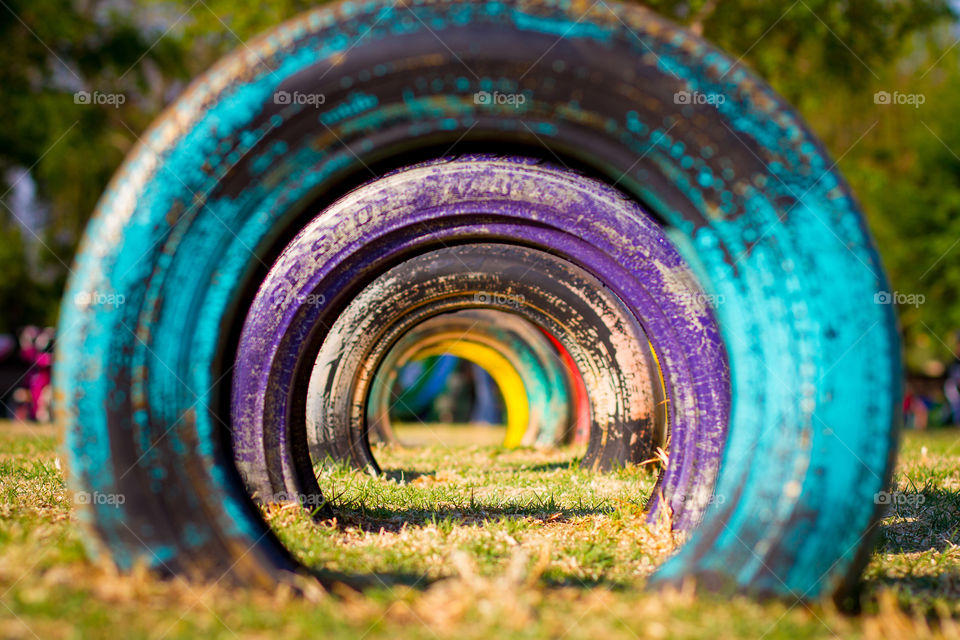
[18,326,54,422]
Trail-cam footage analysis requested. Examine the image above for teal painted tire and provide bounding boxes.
[55,0,900,602]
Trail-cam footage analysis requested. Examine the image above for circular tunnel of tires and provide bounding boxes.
[55,0,900,604]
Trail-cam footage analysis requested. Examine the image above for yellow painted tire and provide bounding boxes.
[412,340,530,448]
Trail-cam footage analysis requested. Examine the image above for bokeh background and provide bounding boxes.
[2,0,960,423]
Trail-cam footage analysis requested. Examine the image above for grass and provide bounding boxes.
[269,426,670,585]
[1,420,959,639]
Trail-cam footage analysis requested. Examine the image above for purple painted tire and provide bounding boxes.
[231,156,730,532]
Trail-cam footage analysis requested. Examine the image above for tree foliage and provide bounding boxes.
[1,0,958,368]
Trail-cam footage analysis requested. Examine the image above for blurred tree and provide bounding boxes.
[649,0,960,371]
[1,0,959,372]
[0,0,188,330]
[0,226,52,333]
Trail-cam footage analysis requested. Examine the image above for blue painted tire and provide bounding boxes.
[55,0,899,602]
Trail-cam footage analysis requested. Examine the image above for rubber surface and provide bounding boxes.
[295,241,667,477]
[56,0,898,601]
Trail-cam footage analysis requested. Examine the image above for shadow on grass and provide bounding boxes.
[522,460,578,473]
[861,569,960,619]
[310,486,960,601]
[311,567,432,592]
[309,556,633,594]
[303,498,632,594]
[874,487,960,553]
[322,501,613,534]
[310,566,633,594]
[861,486,960,617]
[300,457,650,595]
[382,468,435,483]
[382,463,583,479]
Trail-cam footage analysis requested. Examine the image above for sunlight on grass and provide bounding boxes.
[2,420,960,638]
[263,437,670,585]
